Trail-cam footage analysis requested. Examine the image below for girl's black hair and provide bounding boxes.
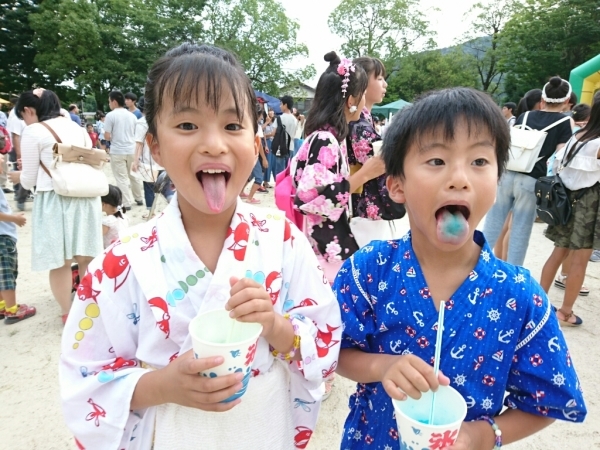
[305,51,368,140]
[382,87,510,180]
[544,76,570,101]
[144,43,258,142]
[15,90,62,121]
[101,185,125,219]
[515,89,542,117]
[577,99,600,144]
[353,56,386,79]
[572,103,591,123]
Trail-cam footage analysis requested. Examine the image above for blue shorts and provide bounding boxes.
[250,158,263,185]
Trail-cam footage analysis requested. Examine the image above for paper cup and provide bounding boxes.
[189,309,263,402]
[392,385,467,450]
[372,141,383,156]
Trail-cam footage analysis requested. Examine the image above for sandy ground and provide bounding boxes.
[0,172,598,449]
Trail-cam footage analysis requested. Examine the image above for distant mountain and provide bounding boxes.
[439,35,492,56]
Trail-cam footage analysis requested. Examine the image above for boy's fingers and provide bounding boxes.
[382,379,407,401]
[409,357,440,392]
[437,371,451,386]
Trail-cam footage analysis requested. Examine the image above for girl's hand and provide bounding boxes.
[360,155,386,181]
[380,354,450,401]
[226,276,276,337]
[131,160,139,172]
[158,350,243,411]
[444,421,478,450]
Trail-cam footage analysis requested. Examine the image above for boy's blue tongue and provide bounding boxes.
[436,208,469,244]
[200,173,227,212]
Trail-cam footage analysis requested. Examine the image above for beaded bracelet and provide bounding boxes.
[480,416,502,449]
[270,314,301,361]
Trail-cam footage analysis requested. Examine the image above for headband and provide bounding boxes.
[542,81,572,103]
[337,58,356,98]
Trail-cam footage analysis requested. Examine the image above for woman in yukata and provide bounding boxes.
[291,51,384,284]
[346,57,406,246]
[334,88,586,450]
[59,43,342,450]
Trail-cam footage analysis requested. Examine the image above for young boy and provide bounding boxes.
[0,156,35,324]
[86,123,99,148]
[334,88,586,449]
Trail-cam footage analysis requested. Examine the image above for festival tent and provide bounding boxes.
[254,90,282,114]
[570,54,600,105]
[371,99,411,118]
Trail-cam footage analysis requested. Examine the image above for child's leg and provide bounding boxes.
[50,261,75,315]
[540,246,569,293]
[557,248,593,324]
[74,256,94,279]
[0,237,35,323]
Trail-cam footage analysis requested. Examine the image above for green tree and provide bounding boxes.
[460,0,516,96]
[502,0,600,101]
[385,50,479,102]
[199,0,314,94]
[328,0,434,64]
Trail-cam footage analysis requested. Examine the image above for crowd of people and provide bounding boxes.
[0,41,596,450]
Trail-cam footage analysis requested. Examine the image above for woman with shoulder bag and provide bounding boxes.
[483,77,573,266]
[14,89,103,325]
[539,98,600,326]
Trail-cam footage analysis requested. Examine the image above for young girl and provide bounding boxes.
[334,88,586,449]
[59,43,341,449]
[101,184,129,249]
[347,56,405,246]
[540,98,600,326]
[291,52,382,284]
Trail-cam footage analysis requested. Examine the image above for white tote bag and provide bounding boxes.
[507,112,570,173]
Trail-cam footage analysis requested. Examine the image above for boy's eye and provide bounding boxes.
[427,158,445,166]
[473,158,488,166]
[225,123,242,131]
[178,123,197,131]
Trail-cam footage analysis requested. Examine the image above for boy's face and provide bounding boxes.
[501,106,512,119]
[387,123,498,251]
[149,85,258,218]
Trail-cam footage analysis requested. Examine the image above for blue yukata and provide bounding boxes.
[333,231,586,450]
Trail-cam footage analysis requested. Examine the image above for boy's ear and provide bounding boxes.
[147,134,163,166]
[386,175,407,204]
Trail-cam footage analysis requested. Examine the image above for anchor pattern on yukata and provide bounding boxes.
[333,231,586,450]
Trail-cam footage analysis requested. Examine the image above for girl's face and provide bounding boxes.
[149,86,258,218]
[365,71,387,106]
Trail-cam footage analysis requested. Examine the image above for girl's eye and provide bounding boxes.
[225,123,242,131]
[427,158,444,166]
[178,123,197,131]
[473,158,488,166]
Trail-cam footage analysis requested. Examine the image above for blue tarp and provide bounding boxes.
[255,90,282,114]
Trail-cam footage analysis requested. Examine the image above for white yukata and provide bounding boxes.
[60,196,342,450]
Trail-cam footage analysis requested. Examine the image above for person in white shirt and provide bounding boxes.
[293,110,305,157]
[502,102,517,127]
[6,98,28,207]
[104,90,143,210]
[273,95,297,176]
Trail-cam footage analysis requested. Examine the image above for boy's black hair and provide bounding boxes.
[280,95,294,110]
[577,99,600,144]
[144,42,258,142]
[572,103,591,123]
[137,96,145,113]
[101,185,126,219]
[15,90,62,121]
[382,87,510,180]
[515,89,542,117]
[305,51,368,140]
[569,91,578,107]
[503,102,516,114]
[124,92,137,102]
[109,91,126,107]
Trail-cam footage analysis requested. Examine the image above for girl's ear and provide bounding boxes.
[386,175,407,204]
[148,134,163,166]
[346,94,356,110]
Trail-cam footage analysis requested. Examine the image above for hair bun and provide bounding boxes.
[549,76,563,87]
[324,51,341,66]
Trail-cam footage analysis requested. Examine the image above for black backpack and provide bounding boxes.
[271,116,291,157]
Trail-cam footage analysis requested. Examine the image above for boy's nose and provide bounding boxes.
[448,167,470,190]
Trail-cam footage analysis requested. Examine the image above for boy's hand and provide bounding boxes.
[12,213,26,227]
[226,276,276,337]
[444,421,477,450]
[159,350,243,411]
[380,354,450,401]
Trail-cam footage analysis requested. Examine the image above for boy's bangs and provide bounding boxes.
[154,55,254,122]
[414,112,492,151]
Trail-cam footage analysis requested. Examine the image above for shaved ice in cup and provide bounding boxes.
[189,309,263,402]
[392,385,467,449]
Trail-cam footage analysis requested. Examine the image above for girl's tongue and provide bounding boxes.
[436,207,469,245]
[199,172,227,212]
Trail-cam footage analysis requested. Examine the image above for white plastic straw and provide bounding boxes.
[227,226,254,343]
[429,300,445,425]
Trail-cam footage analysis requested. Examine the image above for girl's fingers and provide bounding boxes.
[226,287,270,310]
[228,298,272,318]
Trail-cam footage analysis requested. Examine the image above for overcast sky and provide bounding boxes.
[280,0,482,85]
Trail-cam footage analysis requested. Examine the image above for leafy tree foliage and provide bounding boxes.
[199,0,315,95]
[502,0,600,101]
[385,50,479,102]
[328,0,434,64]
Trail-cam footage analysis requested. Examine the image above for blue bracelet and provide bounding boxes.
[480,416,502,449]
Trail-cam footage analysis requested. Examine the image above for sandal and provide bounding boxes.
[245,198,261,204]
[554,274,589,296]
[556,308,583,327]
[4,304,37,324]
[240,192,249,199]
[61,313,69,325]
[142,211,156,219]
